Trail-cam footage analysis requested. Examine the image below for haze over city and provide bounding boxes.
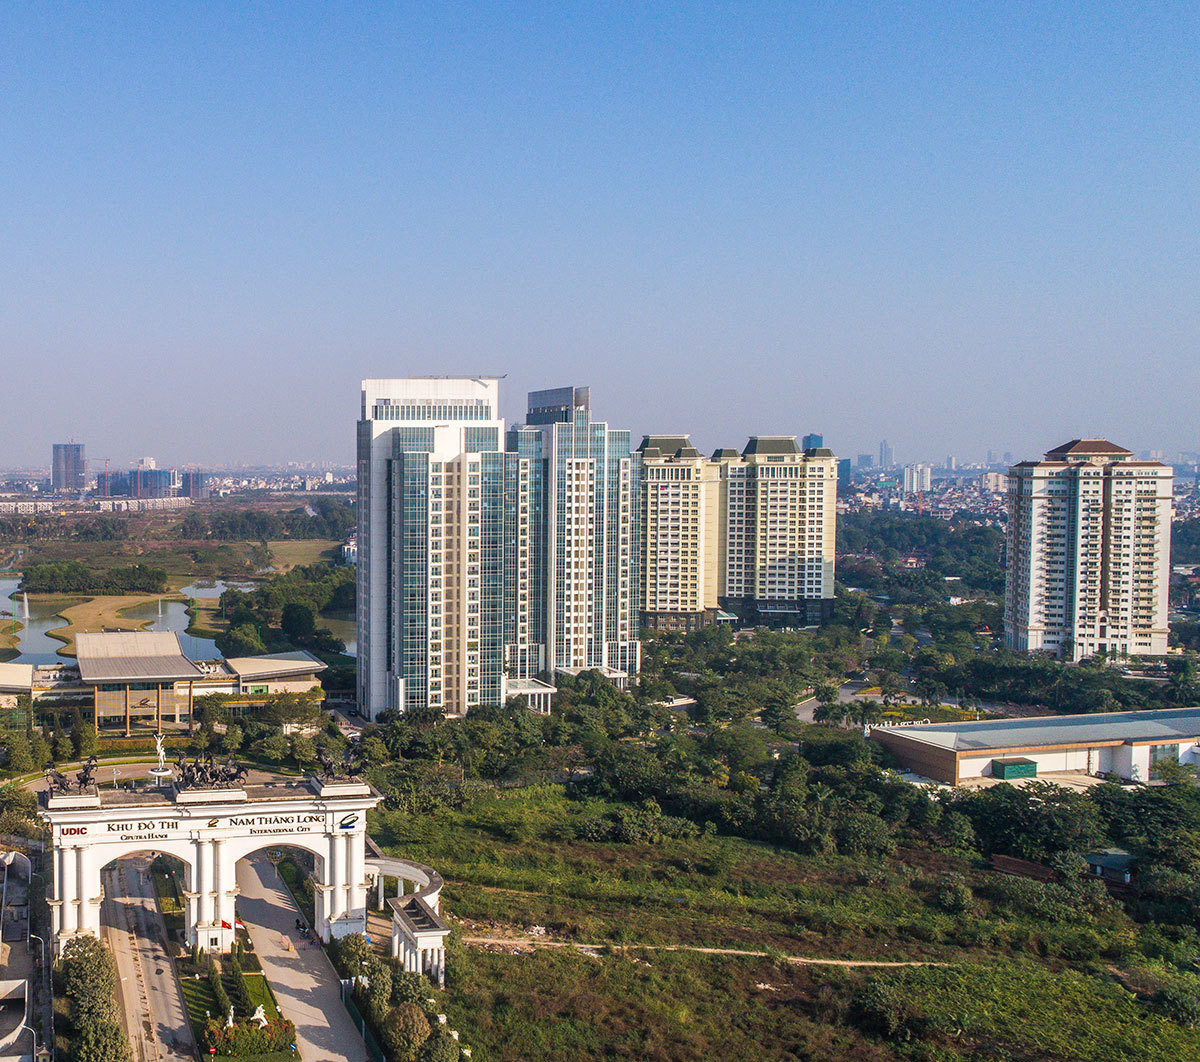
[3,3,1197,466]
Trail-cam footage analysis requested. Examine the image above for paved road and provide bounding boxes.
[236,854,369,1062]
[101,859,195,1062]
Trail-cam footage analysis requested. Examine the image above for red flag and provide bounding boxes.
[221,920,232,929]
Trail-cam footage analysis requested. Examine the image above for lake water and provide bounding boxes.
[177,579,257,599]
[3,575,347,664]
[119,599,220,660]
[0,577,82,665]
[319,614,356,657]
[1,577,219,664]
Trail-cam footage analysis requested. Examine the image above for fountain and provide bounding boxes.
[22,593,28,621]
[147,734,174,786]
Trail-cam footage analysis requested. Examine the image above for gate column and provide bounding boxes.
[76,844,99,937]
[329,830,346,922]
[347,830,366,914]
[196,836,213,931]
[59,845,78,935]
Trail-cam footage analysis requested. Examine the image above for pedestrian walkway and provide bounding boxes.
[235,855,370,1062]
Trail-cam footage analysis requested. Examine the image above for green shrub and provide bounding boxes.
[1154,982,1200,1027]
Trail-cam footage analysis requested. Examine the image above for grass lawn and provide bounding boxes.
[42,592,176,654]
[265,540,340,570]
[445,947,1200,1062]
[242,973,281,1019]
[371,785,1200,1061]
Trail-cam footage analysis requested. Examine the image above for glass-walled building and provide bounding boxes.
[357,378,508,719]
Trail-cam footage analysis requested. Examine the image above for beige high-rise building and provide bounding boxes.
[638,436,721,631]
[1005,439,1173,661]
[714,438,838,626]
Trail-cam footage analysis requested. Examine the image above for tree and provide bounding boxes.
[381,1001,431,1060]
[73,1020,130,1062]
[222,724,243,753]
[219,623,268,657]
[62,936,119,1001]
[28,730,51,768]
[71,706,96,758]
[4,731,34,773]
[837,811,895,857]
[419,1027,461,1062]
[256,733,289,762]
[291,734,316,767]
[281,602,317,642]
[261,693,322,728]
[334,932,371,976]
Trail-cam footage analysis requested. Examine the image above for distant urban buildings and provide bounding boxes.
[902,464,932,494]
[802,432,824,450]
[51,443,86,492]
[878,439,895,468]
[1004,439,1173,661]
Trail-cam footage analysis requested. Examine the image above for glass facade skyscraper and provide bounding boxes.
[358,378,509,719]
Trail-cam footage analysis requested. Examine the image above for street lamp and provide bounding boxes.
[28,933,51,1062]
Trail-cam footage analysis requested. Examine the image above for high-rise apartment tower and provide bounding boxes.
[1004,440,1173,661]
[357,378,508,718]
[51,443,86,492]
[715,439,838,626]
[638,436,720,631]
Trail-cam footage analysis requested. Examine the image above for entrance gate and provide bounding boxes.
[39,775,380,955]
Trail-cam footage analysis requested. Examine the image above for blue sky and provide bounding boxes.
[1,2,1196,468]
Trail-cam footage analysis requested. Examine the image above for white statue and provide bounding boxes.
[251,1004,268,1029]
[155,733,166,770]
[226,1005,235,1029]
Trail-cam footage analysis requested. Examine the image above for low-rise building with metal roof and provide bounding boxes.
[871,707,1200,785]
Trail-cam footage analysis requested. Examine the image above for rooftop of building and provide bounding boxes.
[1044,439,1134,459]
[741,436,801,457]
[0,661,34,693]
[222,649,327,681]
[75,631,203,684]
[875,707,1200,753]
[711,447,740,460]
[638,434,701,459]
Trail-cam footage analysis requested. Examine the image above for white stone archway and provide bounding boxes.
[39,776,380,956]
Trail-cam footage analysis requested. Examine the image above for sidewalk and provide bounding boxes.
[235,855,370,1062]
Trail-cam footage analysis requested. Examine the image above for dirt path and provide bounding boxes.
[462,935,943,968]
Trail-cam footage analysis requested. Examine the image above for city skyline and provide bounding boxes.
[2,5,1197,467]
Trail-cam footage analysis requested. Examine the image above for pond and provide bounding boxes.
[1,577,220,664]
[176,579,258,599]
[319,613,356,657]
[118,599,220,661]
[0,577,81,665]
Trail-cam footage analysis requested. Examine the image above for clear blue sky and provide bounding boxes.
[2,2,1196,468]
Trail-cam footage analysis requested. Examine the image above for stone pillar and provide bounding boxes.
[347,831,366,914]
[329,832,345,920]
[124,684,131,737]
[50,846,62,937]
[60,846,78,935]
[76,844,98,937]
[391,919,400,959]
[197,837,213,929]
[212,839,231,944]
[156,685,162,734]
[188,680,195,733]
[437,946,445,986]
[377,873,385,910]
[184,856,199,945]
